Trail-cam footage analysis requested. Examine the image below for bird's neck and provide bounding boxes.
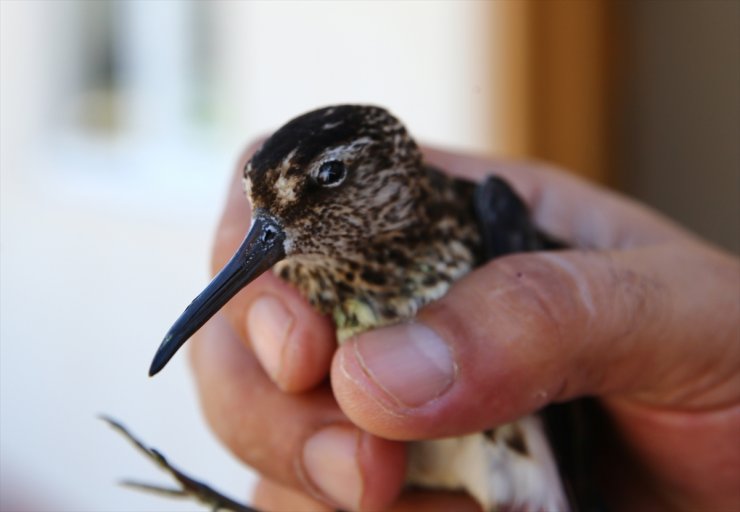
[274,166,483,341]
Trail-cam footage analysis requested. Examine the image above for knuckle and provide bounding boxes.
[420,253,579,358]
[204,377,287,473]
[492,253,575,338]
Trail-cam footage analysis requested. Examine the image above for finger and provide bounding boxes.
[602,396,740,510]
[422,146,693,249]
[383,489,482,512]
[189,314,407,512]
[253,477,481,512]
[252,478,332,512]
[211,146,335,392]
[331,243,740,439]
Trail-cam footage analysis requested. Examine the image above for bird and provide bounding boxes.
[149,105,576,511]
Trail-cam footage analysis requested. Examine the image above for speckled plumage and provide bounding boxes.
[244,106,483,340]
[242,105,568,511]
[143,105,582,511]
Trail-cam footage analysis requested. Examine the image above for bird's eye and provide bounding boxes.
[316,160,347,187]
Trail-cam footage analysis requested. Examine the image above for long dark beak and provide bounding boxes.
[149,211,286,376]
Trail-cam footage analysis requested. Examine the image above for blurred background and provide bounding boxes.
[1,1,737,510]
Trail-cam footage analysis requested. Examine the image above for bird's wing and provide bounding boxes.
[472,175,610,512]
[473,175,564,260]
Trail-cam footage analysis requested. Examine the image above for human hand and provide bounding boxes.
[190,143,740,512]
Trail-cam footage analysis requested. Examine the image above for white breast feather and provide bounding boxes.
[406,416,569,512]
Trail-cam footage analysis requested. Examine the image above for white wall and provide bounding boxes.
[211,1,499,151]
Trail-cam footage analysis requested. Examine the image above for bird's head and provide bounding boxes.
[246,105,423,257]
[150,105,423,375]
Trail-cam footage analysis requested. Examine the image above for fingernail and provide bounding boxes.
[247,295,293,383]
[303,425,363,511]
[353,323,456,407]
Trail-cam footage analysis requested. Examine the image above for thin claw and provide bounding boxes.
[102,415,261,512]
[119,480,189,497]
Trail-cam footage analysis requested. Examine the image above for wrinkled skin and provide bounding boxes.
[190,143,740,512]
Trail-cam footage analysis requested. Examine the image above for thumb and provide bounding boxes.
[330,243,739,440]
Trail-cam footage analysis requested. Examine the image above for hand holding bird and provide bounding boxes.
[189,118,739,511]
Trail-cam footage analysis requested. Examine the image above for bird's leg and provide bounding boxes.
[101,416,261,512]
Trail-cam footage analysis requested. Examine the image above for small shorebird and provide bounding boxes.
[149,105,573,511]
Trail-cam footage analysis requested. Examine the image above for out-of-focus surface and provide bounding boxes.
[621,0,740,254]
[1,1,738,511]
